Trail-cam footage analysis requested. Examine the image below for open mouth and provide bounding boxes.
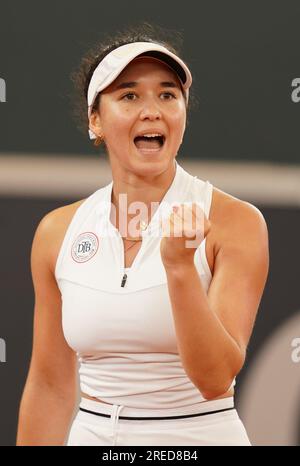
[134,134,165,152]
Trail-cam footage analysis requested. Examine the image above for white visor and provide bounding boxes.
[87,41,192,139]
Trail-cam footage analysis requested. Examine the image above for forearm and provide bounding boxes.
[17,378,77,446]
[165,263,243,398]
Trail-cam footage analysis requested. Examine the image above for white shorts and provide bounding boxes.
[66,396,251,446]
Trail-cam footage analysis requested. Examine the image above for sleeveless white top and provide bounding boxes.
[55,160,235,409]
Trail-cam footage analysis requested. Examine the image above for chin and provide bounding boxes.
[131,155,174,175]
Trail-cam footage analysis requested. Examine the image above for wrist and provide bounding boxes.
[163,260,195,275]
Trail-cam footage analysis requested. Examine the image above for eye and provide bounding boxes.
[161,92,176,99]
[121,91,176,101]
[122,93,137,101]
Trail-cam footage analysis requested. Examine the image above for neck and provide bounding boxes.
[110,160,177,231]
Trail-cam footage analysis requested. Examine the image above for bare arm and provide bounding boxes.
[16,209,78,446]
[163,199,269,399]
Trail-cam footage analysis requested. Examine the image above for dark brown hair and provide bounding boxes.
[70,22,197,141]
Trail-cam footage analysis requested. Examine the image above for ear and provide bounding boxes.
[89,111,103,138]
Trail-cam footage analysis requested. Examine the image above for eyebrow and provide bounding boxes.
[114,81,180,90]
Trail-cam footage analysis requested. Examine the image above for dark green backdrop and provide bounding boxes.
[0,0,299,163]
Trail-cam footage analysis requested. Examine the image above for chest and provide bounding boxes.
[61,279,179,355]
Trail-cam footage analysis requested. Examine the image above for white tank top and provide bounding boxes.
[55,160,235,409]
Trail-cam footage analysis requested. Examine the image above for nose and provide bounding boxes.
[139,100,162,121]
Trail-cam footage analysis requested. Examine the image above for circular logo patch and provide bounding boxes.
[71,232,99,263]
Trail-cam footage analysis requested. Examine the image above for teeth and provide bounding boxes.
[142,133,162,138]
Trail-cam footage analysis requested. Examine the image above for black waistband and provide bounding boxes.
[79,406,235,420]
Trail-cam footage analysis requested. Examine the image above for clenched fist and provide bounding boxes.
[160,202,211,269]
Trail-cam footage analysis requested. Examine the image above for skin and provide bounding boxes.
[16,57,269,445]
[89,56,187,226]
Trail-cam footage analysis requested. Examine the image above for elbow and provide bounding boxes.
[189,350,245,401]
[192,367,241,401]
[191,374,236,401]
[200,383,233,401]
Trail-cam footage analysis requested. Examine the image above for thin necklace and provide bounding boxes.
[122,221,148,242]
[123,234,144,242]
[112,192,148,241]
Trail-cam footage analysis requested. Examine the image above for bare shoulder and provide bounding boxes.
[209,186,268,253]
[32,198,87,275]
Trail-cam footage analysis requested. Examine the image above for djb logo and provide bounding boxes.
[79,241,92,254]
[71,232,99,263]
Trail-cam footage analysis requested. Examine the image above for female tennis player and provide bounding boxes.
[16,24,269,446]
